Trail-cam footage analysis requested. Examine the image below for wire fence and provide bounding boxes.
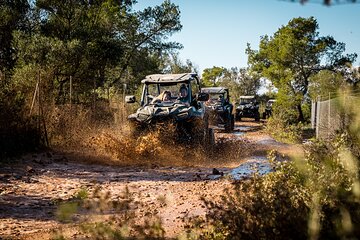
[311,91,360,139]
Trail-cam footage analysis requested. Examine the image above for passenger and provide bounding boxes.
[218,95,223,102]
[177,84,190,106]
[178,84,188,99]
[151,90,172,104]
[162,91,172,102]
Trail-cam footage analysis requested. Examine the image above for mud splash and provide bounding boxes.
[229,156,273,180]
[79,123,252,168]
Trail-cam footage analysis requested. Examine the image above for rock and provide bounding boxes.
[13,174,22,180]
[212,168,223,176]
[26,166,35,173]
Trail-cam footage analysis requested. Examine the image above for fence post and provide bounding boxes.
[328,92,331,138]
[122,84,127,126]
[38,70,41,132]
[316,96,320,138]
[30,81,39,115]
[311,100,316,129]
[70,76,73,108]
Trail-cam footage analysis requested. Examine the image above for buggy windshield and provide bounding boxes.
[239,98,254,105]
[205,93,224,106]
[143,82,190,105]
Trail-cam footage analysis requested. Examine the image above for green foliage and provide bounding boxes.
[162,52,198,74]
[0,84,41,159]
[0,0,29,72]
[232,67,261,96]
[56,202,79,223]
[201,66,226,87]
[195,95,360,240]
[6,0,182,103]
[266,117,304,143]
[221,67,261,101]
[201,67,261,103]
[196,151,310,240]
[309,70,348,100]
[0,0,184,157]
[300,136,360,239]
[247,16,357,122]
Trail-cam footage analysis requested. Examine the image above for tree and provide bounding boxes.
[234,68,261,96]
[309,70,347,100]
[246,17,357,122]
[10,0,183,102]
[0,0,29,76]
[115,0,183,86]
[161,52,198,74]
[201,66,226,87]
[220,67,261,102]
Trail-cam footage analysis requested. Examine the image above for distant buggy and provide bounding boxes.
[125,73,214,146]
[263,99,276,119]
[201,87,234,132]
[235,95,260,121]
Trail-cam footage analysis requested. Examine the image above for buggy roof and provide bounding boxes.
[141,73,198,84]
[239,95,255,99]
[201,87,228,94]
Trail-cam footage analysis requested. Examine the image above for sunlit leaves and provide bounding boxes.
[247,17,357,122]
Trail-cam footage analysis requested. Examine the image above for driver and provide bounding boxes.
[178,84,188,99]
[176,84,190,106]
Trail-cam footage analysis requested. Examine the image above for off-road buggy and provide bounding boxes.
[235,95,260,121]
[201,87,234,132]
[263,99,276,119]
[125,73,214,146]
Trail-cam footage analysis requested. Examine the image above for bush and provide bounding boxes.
[266,116,303,143]
[196,101,360,239]
[0,87,42,160]
[196,151,310,240]
[196,133,360,239]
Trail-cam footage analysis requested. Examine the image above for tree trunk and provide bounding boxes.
[297,103,304,122]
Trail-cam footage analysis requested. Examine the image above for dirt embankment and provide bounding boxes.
[0,120,303,239]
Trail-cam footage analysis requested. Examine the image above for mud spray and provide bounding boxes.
[58,121,252,168]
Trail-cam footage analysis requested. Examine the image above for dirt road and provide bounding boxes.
[0,121,302,239]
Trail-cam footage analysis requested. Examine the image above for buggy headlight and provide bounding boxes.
[137,113,149,120]
[178,112,188,118]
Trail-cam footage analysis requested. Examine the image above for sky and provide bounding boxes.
[134,0,360,73]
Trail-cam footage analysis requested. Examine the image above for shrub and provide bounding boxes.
[266,116,303,143]
[197,152,310,240]
[0,87,41,160]
[198,96,360,239]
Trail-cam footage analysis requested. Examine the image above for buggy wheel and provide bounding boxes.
[231,114,235,130]
[206,128,215,146]
[235,110,240,121]
[255,112,260,122]
[225,114,234,132]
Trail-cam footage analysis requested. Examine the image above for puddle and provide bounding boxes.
[233,132,245,137]
[235,126,252,132]
[256,136,284,146]
[229,156,273,180]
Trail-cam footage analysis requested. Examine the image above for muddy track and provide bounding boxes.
[0,120,302,239]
